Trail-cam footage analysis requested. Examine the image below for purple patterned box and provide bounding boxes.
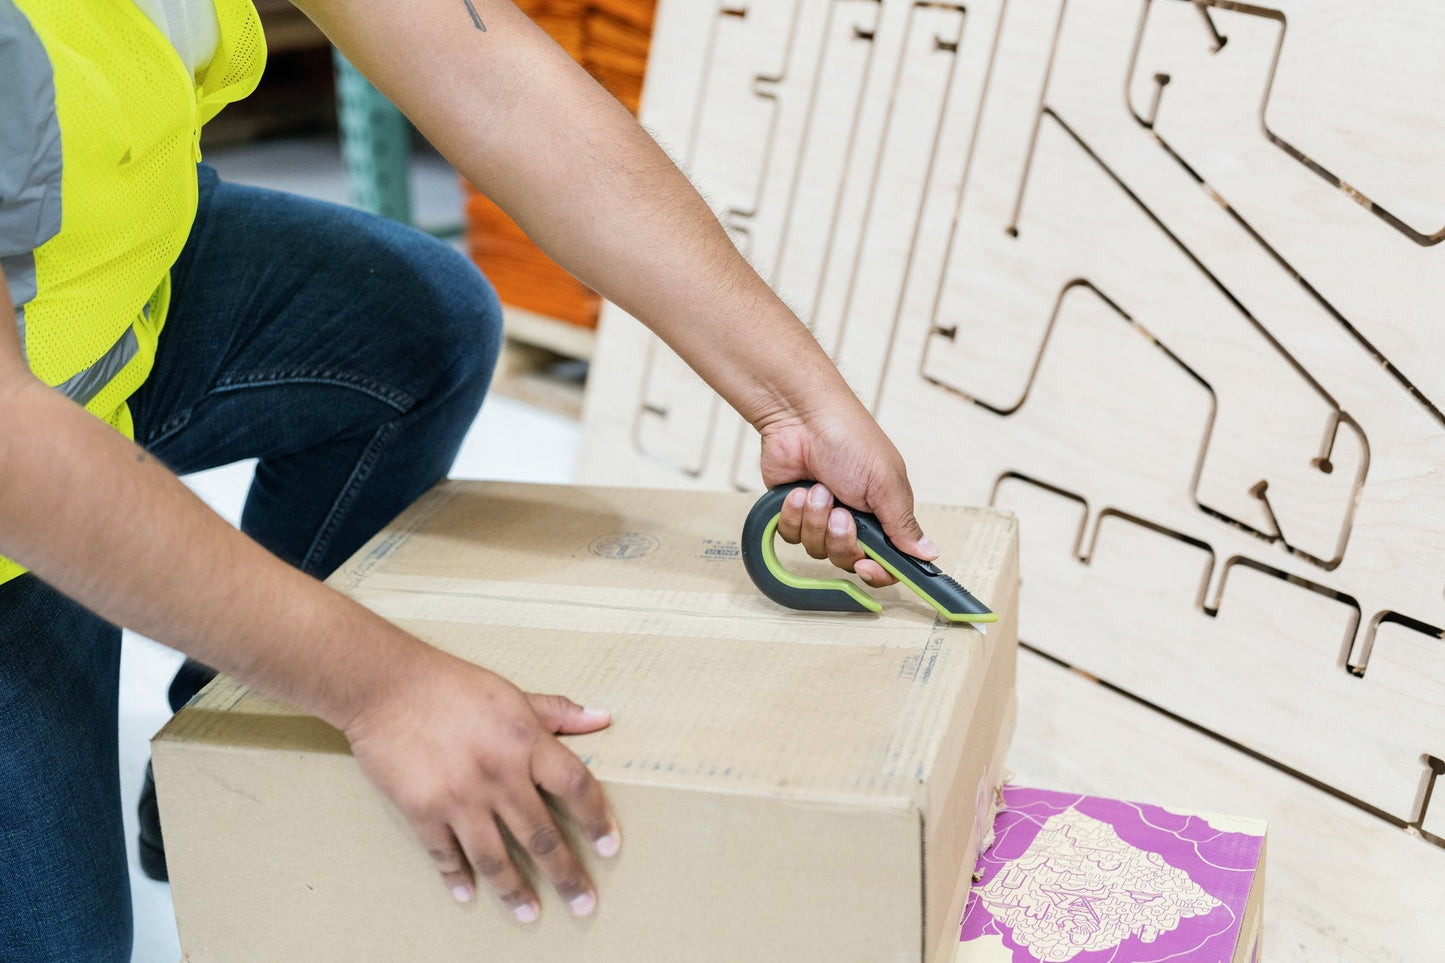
[957,787,1266,963]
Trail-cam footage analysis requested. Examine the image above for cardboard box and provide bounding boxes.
[154,481,1020,962]
[956,787,1267,963]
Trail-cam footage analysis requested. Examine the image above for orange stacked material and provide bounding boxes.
[464,0,657,329]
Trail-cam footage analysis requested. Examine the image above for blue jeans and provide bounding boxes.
[0,165,502,961]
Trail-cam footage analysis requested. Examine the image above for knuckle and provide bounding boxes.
[427,847,465,872]
[399,786,445,823]
[505,720,537,749]
[562,761,594,800]
[528,823,563,856]
[473,851,510,879]
[480,729,536,779]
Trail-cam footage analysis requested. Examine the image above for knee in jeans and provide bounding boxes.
[398,238,504,402]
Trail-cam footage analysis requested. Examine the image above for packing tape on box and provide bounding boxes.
[348,573,984,648]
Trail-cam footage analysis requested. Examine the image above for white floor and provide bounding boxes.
[121,137,582,962]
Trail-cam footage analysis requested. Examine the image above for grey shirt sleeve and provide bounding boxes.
[1,0,63,313]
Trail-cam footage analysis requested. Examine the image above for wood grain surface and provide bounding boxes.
[580,0,1445,952]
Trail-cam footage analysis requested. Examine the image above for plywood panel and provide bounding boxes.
[577,0,1445,870]
[1005,650,1445,963]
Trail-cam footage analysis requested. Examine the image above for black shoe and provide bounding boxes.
[140,657,218,883]
[137,762,169,882]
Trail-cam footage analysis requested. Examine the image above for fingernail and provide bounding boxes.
[917,536,940,559]
[513,902,539,924]
[451,884,473,903]
[594,832,620,858]
[582,707,611,722]
[786,487,807,509]
[569,892,596,917]
[828,508,849,536]
[808,485,830,508]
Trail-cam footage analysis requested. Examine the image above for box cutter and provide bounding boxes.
[741,481,997,623]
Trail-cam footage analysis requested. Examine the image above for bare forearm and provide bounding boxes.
[297,0,857,430]
[0,377,426,730]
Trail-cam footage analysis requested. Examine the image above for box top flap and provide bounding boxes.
[160,481,1017,808]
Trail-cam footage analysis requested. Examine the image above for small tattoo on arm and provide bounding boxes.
[462,0,486,30]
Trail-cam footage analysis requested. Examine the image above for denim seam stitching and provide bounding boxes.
[141,408,195,449]
[299,418,399,574]
[139,370,416,450]
[211,367,416,412]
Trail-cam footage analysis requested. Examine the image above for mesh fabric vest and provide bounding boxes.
[2,0,265,585]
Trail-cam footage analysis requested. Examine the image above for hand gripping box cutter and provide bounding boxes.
[741,481,997,623]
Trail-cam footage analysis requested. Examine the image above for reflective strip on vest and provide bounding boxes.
[55,323,140,407]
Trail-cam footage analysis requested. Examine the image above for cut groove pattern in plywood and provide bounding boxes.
[1133,1,1444,247]
[579,0,1445,862]
[633,0,805,476]
[1423,754,1445,845]
[1126,0,1445,424]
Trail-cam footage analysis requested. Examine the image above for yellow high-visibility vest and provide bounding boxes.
[2,0,265,585]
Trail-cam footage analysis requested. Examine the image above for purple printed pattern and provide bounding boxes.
[959,787,1265,962]
[970,807,1219,960]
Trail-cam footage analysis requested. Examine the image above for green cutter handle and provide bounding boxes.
[741,481,997,622]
